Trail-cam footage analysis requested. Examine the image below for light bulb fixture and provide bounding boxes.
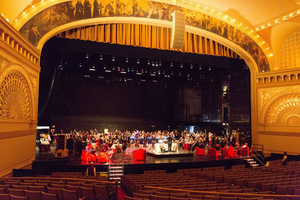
[180,63,183,68]
[208,66,211,71]
[86,54,89,59]
[199,65,202,70]
[147,60,150,65]
[100,55,103,60]
[137,58,140,64]
[126,57,129,63]
[190,63,193,69]
[112,55,115,61]
[79,63,82,68]
[170,62,173,67]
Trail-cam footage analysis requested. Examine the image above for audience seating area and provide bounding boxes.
[0,174,115,200]
[122,160,300,200]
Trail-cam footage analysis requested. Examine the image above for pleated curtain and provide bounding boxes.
[57,23,239,59]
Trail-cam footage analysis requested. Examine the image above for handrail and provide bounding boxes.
[4,177,115,185]
[143,185,300,199]
[252,152,265,166]
[253,149,265,162]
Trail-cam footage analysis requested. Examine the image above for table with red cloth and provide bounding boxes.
[184,143,193,151]
[133,148,146,161]
[208,148,218,157]
[39,144,51,152]
[195,147,205,156]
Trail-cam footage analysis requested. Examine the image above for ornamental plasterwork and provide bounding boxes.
[0,50,39,119]
[0,63,36,121]
[0,71,31,120]
[258,85,300,123]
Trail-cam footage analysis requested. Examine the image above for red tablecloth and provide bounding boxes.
[195,147,205,156]
[184,143,193,150]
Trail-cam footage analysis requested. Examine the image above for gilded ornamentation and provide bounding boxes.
[258,85,300,124]
[0,71,31,120]
[0,63,35,120]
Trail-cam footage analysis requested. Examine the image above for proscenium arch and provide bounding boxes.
[37,17,259,73]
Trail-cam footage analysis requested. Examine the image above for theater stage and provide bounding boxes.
[32,148,249,176]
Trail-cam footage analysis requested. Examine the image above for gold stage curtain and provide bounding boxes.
[57,23,239,59]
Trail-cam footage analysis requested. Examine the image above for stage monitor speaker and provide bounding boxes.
[171,11,185,49]
[53,149,69,158]
[56,134,66,150]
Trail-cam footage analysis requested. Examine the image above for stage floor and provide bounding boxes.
[68,147,248,166]
[33,145,250,175]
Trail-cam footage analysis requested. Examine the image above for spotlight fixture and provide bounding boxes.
[155,61,158,67]
[92,64,95,69]
[199,65,202,70]
[159,61,162,66]
[208,66,211,71]
[137,58,140,64]
[152,61,155,66]
[190,63,193,69]
[100,55,103,60]
[170,62,173,67]
[180,63,183,68]
[86,53,89,59]
[112,55,115,61]
[126,57,129,63]
[148,60,150,65]
[79,63,82,68]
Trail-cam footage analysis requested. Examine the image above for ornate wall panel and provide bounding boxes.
[258,85,300,124]
[279,29,300,70]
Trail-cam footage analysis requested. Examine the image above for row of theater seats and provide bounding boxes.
[0,177,114,200]
[49,172,107,181]
[122,161,300,200]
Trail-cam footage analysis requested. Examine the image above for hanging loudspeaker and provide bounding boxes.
[171,11,185,49]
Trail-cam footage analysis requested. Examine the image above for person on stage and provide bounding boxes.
[86,162,96,176]
[167,134,173,152]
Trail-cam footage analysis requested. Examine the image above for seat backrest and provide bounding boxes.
[41,192,58,200]
[66,185,81,197]
[29,186,45,192]
[24,190,42,200]
[80,187,95,200]
[51,184,66,189]
[0,194,10,200]
[62,189,79,200]
[8,188,26,197]
[94,185,108,197]
[47,187,63,200]
[150,194,170,200]
[13,185,29,190]
[10,194,29,200]
[20,183,34,186]
[81,183,94,188]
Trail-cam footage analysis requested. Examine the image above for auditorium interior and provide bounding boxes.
[1,0,300,199]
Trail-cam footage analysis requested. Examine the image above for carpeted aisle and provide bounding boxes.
[118,187,127,200]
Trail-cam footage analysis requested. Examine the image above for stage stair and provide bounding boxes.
[108,163,124,184]
[244,158,259,167]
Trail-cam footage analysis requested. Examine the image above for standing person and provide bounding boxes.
[86,162,96,176]
[75,0,84,19]
[282,152,288,166]
[84,0,92,18]
[93,0,100,17]
[167,134,173,152]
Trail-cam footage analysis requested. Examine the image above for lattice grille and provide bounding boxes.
[279,30,300,69]
[0,71,31,120]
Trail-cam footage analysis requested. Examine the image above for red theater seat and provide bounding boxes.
[208,148,218,157]
[240,149,249,156]
[195,147,205,156]
[136,149,146,161]
[222,149,228,157]
[97,153,109,163]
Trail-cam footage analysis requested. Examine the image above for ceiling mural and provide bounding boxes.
[19,0,270,72]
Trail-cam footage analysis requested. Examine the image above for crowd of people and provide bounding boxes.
[47,128,250,158]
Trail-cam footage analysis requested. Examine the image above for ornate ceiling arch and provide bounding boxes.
[17,0,270,72]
